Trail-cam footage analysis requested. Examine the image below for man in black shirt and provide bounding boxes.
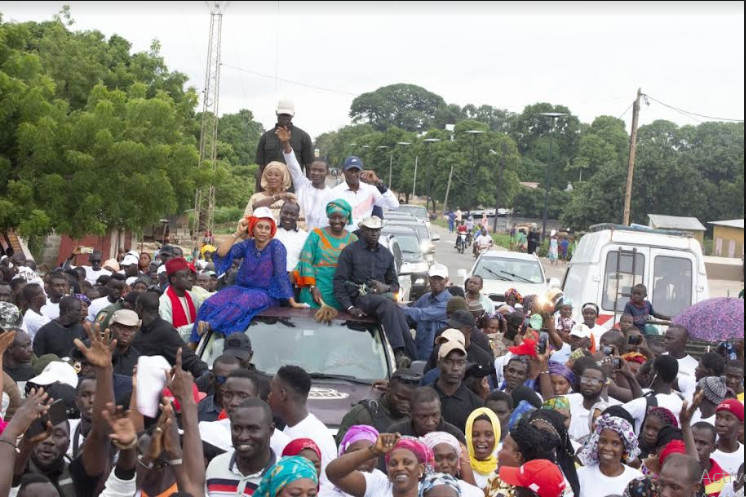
[33,296,87,359]
[387,386,466,443]
[2,328,35,381]
[109,309,141,376]
[254,99,314,191]
[434,335,484,432]
[333,216,416,366]
[132,291,208,378]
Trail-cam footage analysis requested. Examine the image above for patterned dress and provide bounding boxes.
[189,238,293,341]
[295,228,357,310]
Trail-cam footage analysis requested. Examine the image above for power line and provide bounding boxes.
[643,94,744,123]
[221,63,358,96]
[617,102,633,120]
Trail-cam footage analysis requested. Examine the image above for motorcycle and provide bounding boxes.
[456,233,466,254]
[465,231,473,247]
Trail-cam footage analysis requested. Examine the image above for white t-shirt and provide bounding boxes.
[274,228,309,272]
[362,470,393,497]
[475,234,492,249]
[458,480,484,497]
[713,443,745,475]
[22,309,50,339]
[670,353,699,380]
[283,413,338,488]
[622,392,684,433]
[549,342,572,364]
[690,410,716,427]
[40,301,60,320]
[677,375,697,404]
[588,323,608,347]
[576,463,642,497]
[283,150,333,231]
[566,393,620,442]
[83,266,112,285]
[88,296,113,322]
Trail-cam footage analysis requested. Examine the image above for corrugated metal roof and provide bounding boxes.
[708,219,745,229]
[648,214,706,231]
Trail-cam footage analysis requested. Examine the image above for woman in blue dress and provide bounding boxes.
[190,207,305,344]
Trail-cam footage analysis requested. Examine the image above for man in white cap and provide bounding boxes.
[402,263,453,361]
[255,98,314,191]
[330,156,399,230]
[334,216,416,367]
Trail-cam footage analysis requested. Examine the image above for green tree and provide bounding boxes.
[349,84,447,132]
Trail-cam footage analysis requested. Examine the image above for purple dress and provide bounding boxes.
[190,238,293,341]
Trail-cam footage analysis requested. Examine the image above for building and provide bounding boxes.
[708,219,744,258]
[647,214,706,244]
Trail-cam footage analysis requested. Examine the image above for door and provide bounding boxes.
[650,249,696,318]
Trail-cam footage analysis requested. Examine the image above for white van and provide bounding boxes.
[562,224,709,328]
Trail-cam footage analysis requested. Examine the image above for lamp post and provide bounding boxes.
[489,144,507,233]
[537,112,567,242]
[423,138,440,212]
[465,129,484,185]
[393,141,411,189]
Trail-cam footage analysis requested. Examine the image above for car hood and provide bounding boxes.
[308,379,378,429]
[481,280,549,301]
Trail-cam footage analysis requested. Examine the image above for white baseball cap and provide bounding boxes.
[276,98,295,116]
[252,207,274,220]
[570,323,592,339]
[428,263,449,279]
[29,361,79,389]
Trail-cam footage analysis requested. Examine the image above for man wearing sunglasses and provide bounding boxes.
[197,354,243,422]
[63,249,111,285]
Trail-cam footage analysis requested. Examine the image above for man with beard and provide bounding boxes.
[205,398,279,497]
[565,363,618,441]
[33,297,87,358]
[108,309,141,376]
[386,386,466,443]
[2,328,34,382]
[13,418,73,496]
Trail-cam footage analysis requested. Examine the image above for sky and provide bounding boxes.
[1,1,743,140]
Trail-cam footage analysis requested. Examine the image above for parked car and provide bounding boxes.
[196,307,396,432]
[385,218,438,265]
[382,225,431,301]
[378,233,411,302]
[562,223,709,328]
[458,250,550,303]
[395,204,431,229]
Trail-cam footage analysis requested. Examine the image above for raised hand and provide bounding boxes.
[73,323,116,369]
[275,126,292,143]
[101,402,137,447]
[0,330,16,356]
[3,388,51,439]
[679,391,704,426]
[166,348,194,405]
[372,433,401,456]
[161,403,183,460]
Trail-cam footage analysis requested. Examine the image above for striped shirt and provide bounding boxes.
[205,450,276,497]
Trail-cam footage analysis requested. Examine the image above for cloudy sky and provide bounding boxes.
[1,1,743,139]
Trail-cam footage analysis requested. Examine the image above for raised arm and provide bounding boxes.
[277,127,311,189]
[326,433,400,497]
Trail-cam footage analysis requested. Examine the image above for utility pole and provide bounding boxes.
[492,142,507,233]
[412,155,418,197]
[192,2,228,249]
[623,88,642,226]
[443,165,454,216]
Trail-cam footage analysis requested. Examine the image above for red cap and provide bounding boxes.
[659,440,687,467]
[162,384,206,413]
[508,338,538,357]
[187,262,197,274]
[499,460,566,497]
[716,399,744,422]
[165,257,190,276]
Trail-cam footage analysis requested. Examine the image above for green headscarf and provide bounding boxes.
[542,395,570,412]
[326,199,353,225]
[254,456,318,497]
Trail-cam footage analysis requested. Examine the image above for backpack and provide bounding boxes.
[358,398,394,433]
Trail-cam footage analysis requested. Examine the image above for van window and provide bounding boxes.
[602,251,645,312]
[651,256,693,317]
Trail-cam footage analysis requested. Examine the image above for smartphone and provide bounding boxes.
[602,345,614,356]
[613,358,623,369]
[628,334,643,346]
[26,399,67,438]
[80,246,95,254]
[538,331,549,354]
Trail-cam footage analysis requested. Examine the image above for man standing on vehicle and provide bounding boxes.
[334,216,417,367]
[335,369,421,444]
[330,156,399,230]
[403,263,452,361]
[255,99,314,191]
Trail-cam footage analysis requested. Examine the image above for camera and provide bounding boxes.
[613,358,622,369]
[538,331,549,354]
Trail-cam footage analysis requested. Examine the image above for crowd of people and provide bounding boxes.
[0,99,744,497]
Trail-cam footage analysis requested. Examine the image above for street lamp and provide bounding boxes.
[489,145,507,233]
[537,112,567,242]
[423,138,440,212]
[465,129,484,184]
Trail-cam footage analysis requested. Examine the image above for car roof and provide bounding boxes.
[257,306,376,323]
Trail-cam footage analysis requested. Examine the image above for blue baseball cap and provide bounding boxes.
[342,156,363,171]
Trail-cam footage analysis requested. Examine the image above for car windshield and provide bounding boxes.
[397,205,428,222]
[474,257,544,284]
[385,232,422,258]
[200,316,389,382]
[389,222,431,243]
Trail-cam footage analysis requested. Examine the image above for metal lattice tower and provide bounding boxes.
[192,1,228,246]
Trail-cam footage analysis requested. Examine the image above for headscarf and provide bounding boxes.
[254,456,318,497]
[548,363,575,388]
[421,432,462,470]
[338,425,379,456]
[542,396,570,412]
[579,414,641,465]
[326,199,353,225]
[508,400,536,430]
[73,293,91,306]
[247,214,278,239]
[697,376,728,406]
[418,473,462,497]
[465,408,501,475]
[282,438,322,461]
[623,477,659,497]
[504,288,523,303]
[261,161,292,191]
[558,297,574,310]
[385,437,434,475]
[647,407,679,429]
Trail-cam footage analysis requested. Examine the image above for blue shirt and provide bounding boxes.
[403,290,453,361]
